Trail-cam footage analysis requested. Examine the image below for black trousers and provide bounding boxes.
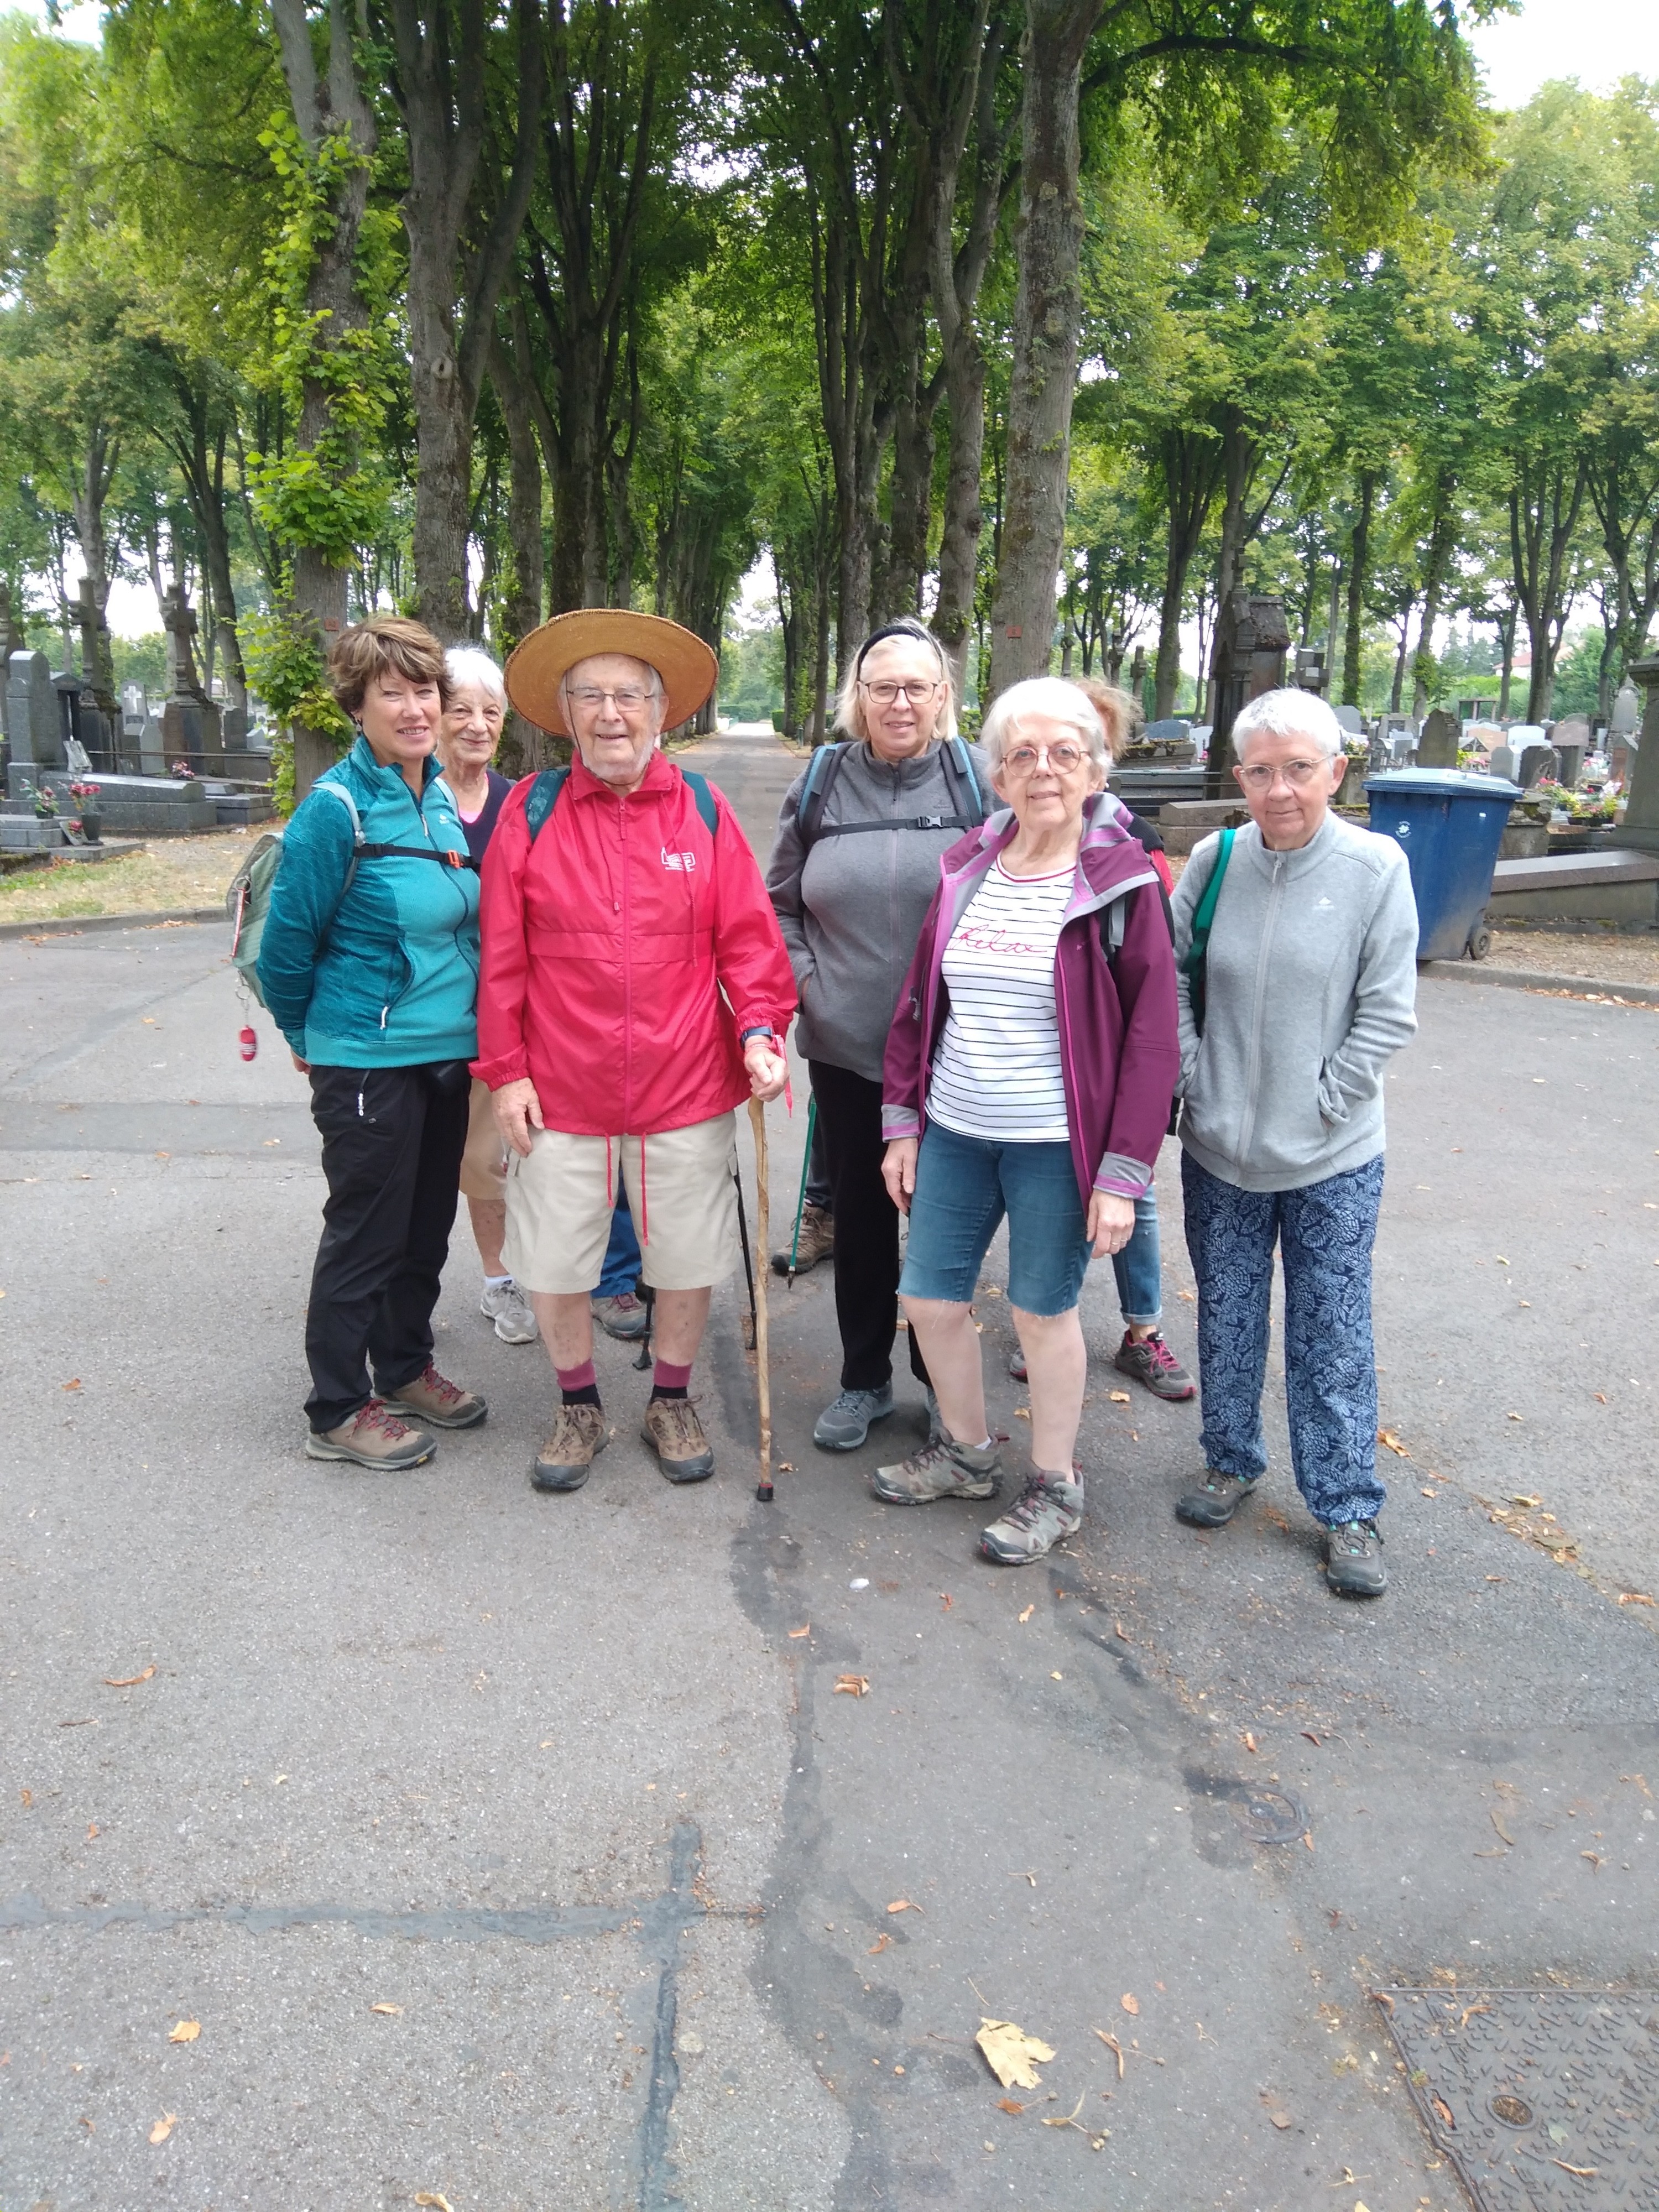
[304,1061,470,1432]
[808,1058,931,1395]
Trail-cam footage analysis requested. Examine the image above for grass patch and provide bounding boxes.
[0,834,252,925]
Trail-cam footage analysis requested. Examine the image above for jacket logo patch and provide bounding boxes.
[1313,896,1334,911]
[661,847,698,872]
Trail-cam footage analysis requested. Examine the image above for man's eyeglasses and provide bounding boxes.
[1003,741,1088,775]
[859,680,941,707]
[1235,758,1326,792]
[566,684,656,713]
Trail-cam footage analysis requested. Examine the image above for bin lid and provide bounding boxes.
[1363,769,1522,799]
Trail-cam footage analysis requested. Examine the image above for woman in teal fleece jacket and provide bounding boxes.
[258,615,486,1472]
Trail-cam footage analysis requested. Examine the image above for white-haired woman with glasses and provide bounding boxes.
[877,676,1180,1566]
[1171,688,1418,1599]
[766,618,991,1454]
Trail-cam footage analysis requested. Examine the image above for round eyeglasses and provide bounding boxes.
[1235,758,1326,792]
[1003,741,1088,775]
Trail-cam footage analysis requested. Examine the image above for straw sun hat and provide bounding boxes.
[503,609,718,737]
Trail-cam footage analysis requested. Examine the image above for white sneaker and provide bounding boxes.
[479,1277,539,1344]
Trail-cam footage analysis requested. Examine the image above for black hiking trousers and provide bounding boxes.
[808,1057,931,1397]
[304,1060,470,1433]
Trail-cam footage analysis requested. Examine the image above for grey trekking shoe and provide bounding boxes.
[591,1291,649,1342]
[1114,1329,1196,1401]
[1175,1470,1257,1528]
[922,1386,944,1444]
[1324,1519,1387,1597]
[813,1384,894,1451]
[979,1472,1083,1564]
[871,1434,1001,1505]
[531,1402,608,1492]
[481,1277,539,1344]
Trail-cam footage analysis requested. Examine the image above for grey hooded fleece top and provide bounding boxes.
[766,738,993,1082]
[1172,812,1419,1193]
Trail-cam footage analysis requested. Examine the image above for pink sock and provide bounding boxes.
[557,1360,597,1397]
[653,1358,692,1397]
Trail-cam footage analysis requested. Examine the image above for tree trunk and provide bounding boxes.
[1510,456,1589,723]
[1497,602,1515,719]
[984,0,1099,698]
[69,425,119,711]
[1410,476,1457,718]
[1389,602,1415,714]
[1152,427,1223,718]
[491,319,544,653]
[270,0,379,796]
[1342,469,1376,707]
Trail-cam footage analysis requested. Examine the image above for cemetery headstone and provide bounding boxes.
[1551,714,1589,789]
[139,710,166,778]
[1516,742,1555,789]
[4,650,61,795]
[1333,703,1364,735]
[159,585,223,773]
[1610,655,1659,856]
[1609,678,1640,739]
[1204,589,1290,796]
[1416,706,1460,769]
[1488,743,1516,782]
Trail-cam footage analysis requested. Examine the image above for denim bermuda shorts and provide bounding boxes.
[898,1119,1092,1317]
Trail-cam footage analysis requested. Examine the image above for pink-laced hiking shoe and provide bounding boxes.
[383,1361,488,1430]
[1113,1329,1195,1401]
[305,1399,437,1470]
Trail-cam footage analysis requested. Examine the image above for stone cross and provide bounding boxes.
[161,585,209,704]
[1204,589,1291,796]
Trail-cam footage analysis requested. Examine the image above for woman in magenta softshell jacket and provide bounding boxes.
[874,676,1180,1568]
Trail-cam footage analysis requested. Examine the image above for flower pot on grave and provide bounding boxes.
[77,812,103,844]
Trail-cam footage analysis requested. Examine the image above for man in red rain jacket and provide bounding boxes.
[474,610,795,1494]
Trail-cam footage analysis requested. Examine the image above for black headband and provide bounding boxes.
[855,622,946,676]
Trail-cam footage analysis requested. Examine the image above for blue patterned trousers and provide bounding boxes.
[1180,1151,1387,1527]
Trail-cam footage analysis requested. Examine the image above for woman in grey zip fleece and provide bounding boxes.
[766,620,992,1451]
[1170,688,1418,1598]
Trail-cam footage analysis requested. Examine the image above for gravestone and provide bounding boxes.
[1516,742,1555,789]
[118,685,146,774]
[1551,713,1589,789]
[159,585,223,773]
[139,711,166,778]
[1610,656,1659,857]
[1144,717,1190,744]
[4,650,61,789]
[1609,679,1640,739]
[1416,706,1460,769]
[1333,703,1364,735]
[1293,644,1327,694]
[1204,589,1291,796]
[1488,743,1516,782]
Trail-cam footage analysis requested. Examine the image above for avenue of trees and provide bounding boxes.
[0,0,1655,782]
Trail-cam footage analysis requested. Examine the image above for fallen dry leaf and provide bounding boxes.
[787,1625,811,1639]
[1115,1623,1129,1641]
[1618,1592,1655,1607]
[414,2197,454,2211]
[975,2018,1055,2090]
[1042,2090,1088,2131]
[940,1593,953,1611]
[1268,2109,1292,2130]
[1302,1832,1314,1851]
[997,2097,1025,2115]
[1490,1809,1514,1845]
[370,2002,403,2015]
[149,2113,177,2145]
[1582,1851,1603,1872]
[1458,2003,1491,2030]
[103,1666,155,1688]
[1378,1430,1411,1457]
[168,2020,200,2044]
[1421,1487,1439,1499]
[86,1822,99,1840]
[1018,1603,1034,1623]
[1302,1730,1322,1745]
[886,1898,922,1914]
[1108,1389,1131,1404]
[776,1462,794,1472]
[1012,1406,1030,1420]
[1093,2027,1125,2077]
[1431,2093,1457,2130]
[1177,1288,1196,1302]
[867,1934,893,1955]
[62,1379,81,1392]
[1552,2161,1598,2178]
[1621,1773,1652,1798]
[1243,1731,1258,1754]
[1511,1493,1541,1507]
[1120,1992,1139,2016]
[19,1789,31,1807]
[833,1674,869,1697]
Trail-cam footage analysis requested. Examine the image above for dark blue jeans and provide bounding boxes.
[1181,1151,1387,1527]
[596,1188,642,1298]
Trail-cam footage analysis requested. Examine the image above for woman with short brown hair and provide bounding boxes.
[258,614,487,1472]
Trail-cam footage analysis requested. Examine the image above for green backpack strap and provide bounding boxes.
[524,763,717,842]
[1183,825,1235,1036]
[524,766,569,842]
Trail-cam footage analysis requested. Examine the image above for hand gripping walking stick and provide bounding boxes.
[748,1094,774,1502]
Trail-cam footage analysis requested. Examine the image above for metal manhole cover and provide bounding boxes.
[1379,1987,1659,2209]
[1243,1787,1305,1844]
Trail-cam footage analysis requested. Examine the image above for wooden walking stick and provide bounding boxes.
[748,1094,774,1501]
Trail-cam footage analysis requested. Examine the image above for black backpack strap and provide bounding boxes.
[942,735,988,826]
[356,843,479,872]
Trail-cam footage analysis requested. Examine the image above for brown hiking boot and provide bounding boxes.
[641,1396,715,1483]
[531,1402,608,1492]
[305,1399,437,1470]
[383,1361,487,1430]
[771,1202,834,1276]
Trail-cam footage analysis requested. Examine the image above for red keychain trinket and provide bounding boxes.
[238,1025,258,1062]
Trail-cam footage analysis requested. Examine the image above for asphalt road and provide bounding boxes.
[3,728,1656,2212]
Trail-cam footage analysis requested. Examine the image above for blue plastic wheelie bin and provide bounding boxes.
[1363,769,1521,962]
